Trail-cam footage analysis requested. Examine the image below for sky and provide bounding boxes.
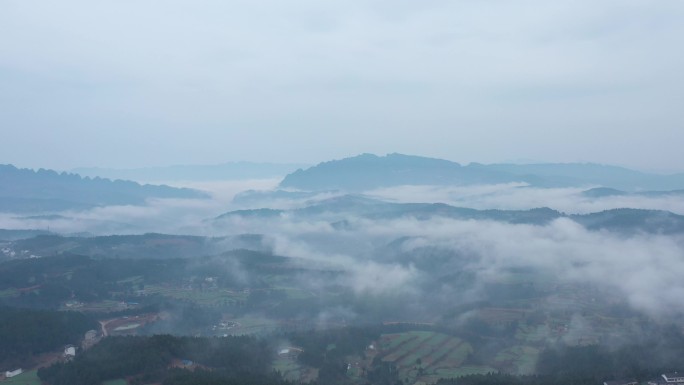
[1,0,683,172]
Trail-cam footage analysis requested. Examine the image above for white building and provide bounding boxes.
[647,372,684,385]
[85,330,98,340]
[65,345,76,357]
[5,368,23,378]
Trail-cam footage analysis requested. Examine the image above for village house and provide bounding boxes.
[647,372,684,385]
[85,329,98,340]
[5,368,23,378]
[64,344,77,358]
[662,373,684,383]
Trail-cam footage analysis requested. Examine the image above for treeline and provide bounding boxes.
[0,306,97,368]
[37,334,280,385]
[536,327,684,382]
[30,322,684,385]
[0,250,295,309]
[286,326,382,384]
[0,254,130,307]
[0,163,205,213]
[38,327,386,385]
[437,373,596,385]
[163,368,289,385]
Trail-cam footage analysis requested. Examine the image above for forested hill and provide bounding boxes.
[72,161,309,182]
[280,153,533,190]
[0,164,208,213]
[0,306,97,368]
[279,153,684,191]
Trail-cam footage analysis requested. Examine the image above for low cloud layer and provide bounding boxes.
[247,213,684,319]
[2,181,684,321]
[368,184,684,215]
[0,179,279,235]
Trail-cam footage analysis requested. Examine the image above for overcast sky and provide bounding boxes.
[1,1,683,171]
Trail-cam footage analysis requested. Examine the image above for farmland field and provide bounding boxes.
[0,288,18,298]
[495,345,540,374]
[273,357,304,382]
[117,275,144,285]
[144,284,247,306]
[515,323,550,343]
[275,286,315,300]
[102,379,128,385]
[78,299,127,312]
[377,331,482,383]
[222,315,281,335]
[272,356,318,383]
[477,308,529,325]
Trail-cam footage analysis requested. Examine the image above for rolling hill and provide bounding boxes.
[279,153,684,191]
[0,164,208,213]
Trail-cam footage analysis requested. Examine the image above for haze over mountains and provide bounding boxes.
[4,153,684,231]
[0,164,207,213]
[217,195,684,236]
[280,153,684,191]
[4,153,684,385]
[73,161,309,183]
[4,0,683,382]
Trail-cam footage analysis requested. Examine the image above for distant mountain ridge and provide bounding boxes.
[280,153,534,191]
[280,153,684,191]
[217,194,684,235]
[0,164,208,213]
[73,161,309,182]
[581,187,684,198]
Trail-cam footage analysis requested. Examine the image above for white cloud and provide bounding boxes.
[367,184,684,215]
[4,179,684,319]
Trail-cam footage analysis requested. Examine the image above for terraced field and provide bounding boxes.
[273,357,303,382]
[494,345,540,374]
[0,288,18,298]
[272,356,318,383]
[377,331,492,383]
[515,323,551,343]
[144,284,247,306]
[78,299,127,312]
[224,316,281,335]
[477,307,529,325]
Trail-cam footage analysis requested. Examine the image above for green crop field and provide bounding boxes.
[272,356,318,383]
[144,284,247,306]
[117,275,144,285]
[273,357,302,382]
[223,316,281,335]
[478,308,529,325]
[275,287,315,300]
[515,323,550,343]
[495,345,540,374]
[79,299,126,312]
[0,288,18,298]
[380,331,417,351]
[377,331,481,383]
[102,379,128,385]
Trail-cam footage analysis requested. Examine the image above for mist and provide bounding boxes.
[367,184,684,215]
[3,178,684,326]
